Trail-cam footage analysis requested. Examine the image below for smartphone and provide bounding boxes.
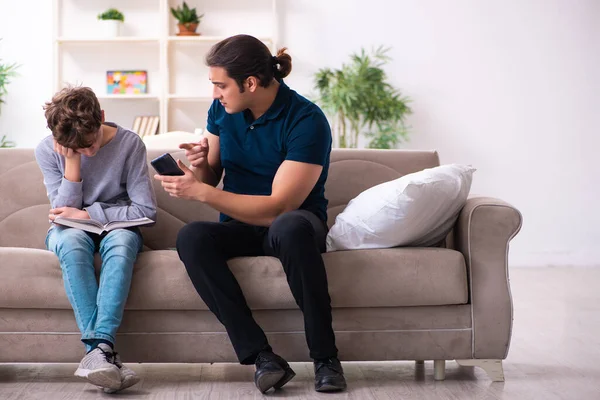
[150,153,185,176]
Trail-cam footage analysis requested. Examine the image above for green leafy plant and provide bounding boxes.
[0,39,19,148]
[0,60,19,113]
[97,8,125,22]
[170,2,203,24]
[314,46,412,149]
[0,135,15,148]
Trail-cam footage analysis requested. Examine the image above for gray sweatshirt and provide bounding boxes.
[35,123,157,225]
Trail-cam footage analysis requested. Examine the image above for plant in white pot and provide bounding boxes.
[97,8,125,37]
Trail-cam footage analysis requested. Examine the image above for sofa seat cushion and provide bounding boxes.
[0,247,468,310]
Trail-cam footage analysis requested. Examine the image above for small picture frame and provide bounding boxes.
[106,70,148,94]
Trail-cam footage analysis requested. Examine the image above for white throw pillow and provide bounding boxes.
[326,164,476,252]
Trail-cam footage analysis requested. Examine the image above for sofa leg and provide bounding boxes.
[433,360,445,380]
[415,360,425,365]
[456,359,504,382]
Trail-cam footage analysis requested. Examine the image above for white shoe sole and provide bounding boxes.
[103,373,141,394]
[75,366,121,390]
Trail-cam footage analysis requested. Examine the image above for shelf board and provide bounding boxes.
[57,37,160,44]
[167,36,273,43]
[168,95,213,102]
[97,94,159,100]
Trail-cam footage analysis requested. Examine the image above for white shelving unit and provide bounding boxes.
[57,38,161,43]
[53,0,278,134]
[97,94,160,100]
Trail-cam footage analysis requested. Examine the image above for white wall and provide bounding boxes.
[0,0,53,147]
[1,0,598,267]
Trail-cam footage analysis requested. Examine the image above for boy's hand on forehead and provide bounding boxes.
[179,137,209,168]
[53,139,80,160]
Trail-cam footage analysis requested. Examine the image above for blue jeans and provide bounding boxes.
[46,226,142,352]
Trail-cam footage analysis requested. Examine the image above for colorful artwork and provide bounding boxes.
[106,70,148,94]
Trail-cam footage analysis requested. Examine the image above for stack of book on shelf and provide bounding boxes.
[132,116,160,137]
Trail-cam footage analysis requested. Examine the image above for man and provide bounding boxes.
[154,34,347,393]
[35,86,157,393]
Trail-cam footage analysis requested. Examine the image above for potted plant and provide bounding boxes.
[0,39,19,148]
[171,2,203,36]
[97,8,125,37]
[0,135,15,148]
[314,46,412,149]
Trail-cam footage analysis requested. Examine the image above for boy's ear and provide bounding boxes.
[101,110,105,123]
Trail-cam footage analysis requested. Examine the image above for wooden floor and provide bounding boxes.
[1,267,599,399]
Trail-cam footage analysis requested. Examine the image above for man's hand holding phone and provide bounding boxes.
[150,153,185,176]
[153,155,208,201]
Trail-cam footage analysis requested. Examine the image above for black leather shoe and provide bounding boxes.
[254,351,296,393]
[314,357,347,392]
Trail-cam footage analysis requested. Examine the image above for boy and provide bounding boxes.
[35,85,156,393]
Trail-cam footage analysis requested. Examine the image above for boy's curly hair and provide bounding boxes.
[43,86,102,149]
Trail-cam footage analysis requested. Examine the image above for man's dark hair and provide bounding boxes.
[206,34,292,92]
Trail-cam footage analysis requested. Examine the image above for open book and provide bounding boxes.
[53,217,154,235]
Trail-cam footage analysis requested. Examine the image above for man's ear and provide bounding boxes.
[101,110,105,123]
[246,76,259,93]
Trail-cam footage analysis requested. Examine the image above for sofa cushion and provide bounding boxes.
[0,247,468,310]
[327,164,475,251]
[0,148,441,250]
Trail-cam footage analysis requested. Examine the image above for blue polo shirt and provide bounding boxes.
[206,80,332,223]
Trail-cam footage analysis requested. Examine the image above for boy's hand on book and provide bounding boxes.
[179,137,209,169]
[49,207,90,222]
[154,160,207,201]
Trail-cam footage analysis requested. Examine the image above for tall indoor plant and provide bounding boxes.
[314,47,412,149]
[0,39,19,148]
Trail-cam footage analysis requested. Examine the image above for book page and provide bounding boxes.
[104,217,154,230]
[53,217,154,234]
[54,217,103,229]
[52,217,104,235]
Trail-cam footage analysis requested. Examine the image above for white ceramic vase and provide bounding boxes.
[99,20,122,37]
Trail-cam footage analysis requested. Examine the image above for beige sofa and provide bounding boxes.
[0,148,522,381]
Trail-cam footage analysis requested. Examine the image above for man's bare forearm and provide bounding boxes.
[200,186,284,227]
[191,164,220,187]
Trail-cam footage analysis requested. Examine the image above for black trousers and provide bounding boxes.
[176,209,338,365]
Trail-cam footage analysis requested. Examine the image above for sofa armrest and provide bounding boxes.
[454,196,523,359]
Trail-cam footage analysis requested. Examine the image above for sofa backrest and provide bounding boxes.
[0,148,439,250]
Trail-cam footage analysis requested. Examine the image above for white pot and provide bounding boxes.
[99,20,122,37]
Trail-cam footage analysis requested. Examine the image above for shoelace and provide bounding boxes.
[97,347,116,365]
[315,359,342,374]
[256,353,275,367]
[112,352,123,368]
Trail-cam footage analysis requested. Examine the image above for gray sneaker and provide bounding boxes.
[103,352,140,394]
[74,343,121,390]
